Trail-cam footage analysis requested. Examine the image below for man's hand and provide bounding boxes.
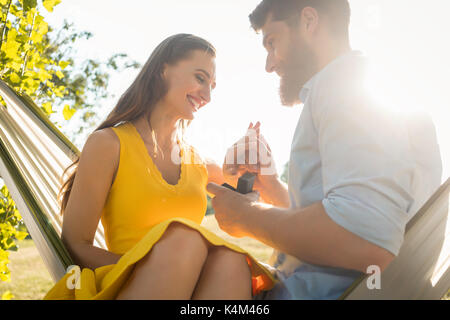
[206,182,260,238]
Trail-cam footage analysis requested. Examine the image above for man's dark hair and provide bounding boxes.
[249,0,351,38]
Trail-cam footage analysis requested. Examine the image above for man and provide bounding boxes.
[206,0,442,299]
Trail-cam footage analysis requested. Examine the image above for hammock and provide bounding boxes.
[0,79,107,283]
[0,79,448,299]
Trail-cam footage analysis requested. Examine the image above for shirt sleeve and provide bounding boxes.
[311,77,415,256]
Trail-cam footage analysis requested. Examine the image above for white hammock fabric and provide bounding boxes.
[339,178,449,299]
[0,80,106,282]
[0,79,448,298]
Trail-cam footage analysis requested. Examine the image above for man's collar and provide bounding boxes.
[299,83,312,105]
[299,50,363,104]
[299,70,318,104]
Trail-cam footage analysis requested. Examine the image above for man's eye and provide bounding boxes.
[268,40,274,49]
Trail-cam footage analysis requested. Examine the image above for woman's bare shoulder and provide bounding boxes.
[80,127,120,169]
[86,127,119,149]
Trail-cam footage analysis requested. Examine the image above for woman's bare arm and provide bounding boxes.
[61,128,122,269]
[205,158,226,186]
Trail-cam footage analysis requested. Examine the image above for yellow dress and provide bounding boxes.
[44,121,276,300]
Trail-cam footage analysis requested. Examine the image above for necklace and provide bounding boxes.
[144,117,182,161]
[146,117,163,159]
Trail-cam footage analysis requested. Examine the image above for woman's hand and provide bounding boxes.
[222,122,278,194]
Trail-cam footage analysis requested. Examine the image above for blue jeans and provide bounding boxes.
[254,262,363,300]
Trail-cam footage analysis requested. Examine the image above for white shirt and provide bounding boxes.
[263,50,443,300]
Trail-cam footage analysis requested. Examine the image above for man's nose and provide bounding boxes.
[265,54,276,73]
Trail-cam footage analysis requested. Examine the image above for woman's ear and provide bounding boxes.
[162,63,169,79]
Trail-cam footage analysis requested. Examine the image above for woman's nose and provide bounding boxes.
[200,87,211,105]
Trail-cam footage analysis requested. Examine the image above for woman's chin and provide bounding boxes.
[181,111,195,121]
[178,105,197,121]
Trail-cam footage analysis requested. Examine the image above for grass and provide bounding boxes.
[0,239,54,300]
[1,215,448,300]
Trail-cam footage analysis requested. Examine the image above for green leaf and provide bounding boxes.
[59,60,70,69]
[42,102,52,114]
[11,61,22,72]
[15,230,28,241]
[3,29,21,60]
[38,69,51,82]
[63,104,76,120]
[23,0,38,11]
[55,70,64,79]
[0,272,11,283]
[10,73,20,83]
[42,0,61,12]
[1,291,13,300]
[37,20,48,36]
[26,10,35,25]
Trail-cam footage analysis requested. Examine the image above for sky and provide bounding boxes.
[44,0,450,181]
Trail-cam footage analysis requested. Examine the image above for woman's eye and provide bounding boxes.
[268,39,274,49]
[196,75,205,84]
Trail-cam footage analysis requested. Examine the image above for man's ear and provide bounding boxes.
[301,7,319,34]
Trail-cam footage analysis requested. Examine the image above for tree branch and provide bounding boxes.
[0,0,13,53]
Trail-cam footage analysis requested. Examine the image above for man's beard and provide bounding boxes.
[279,38,318,106]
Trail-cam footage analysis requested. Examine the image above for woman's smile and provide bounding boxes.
[187,94,201,112]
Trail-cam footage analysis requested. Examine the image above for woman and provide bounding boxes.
[44,34,275,300]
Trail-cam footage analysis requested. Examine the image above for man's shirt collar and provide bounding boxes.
[299,50,363,104]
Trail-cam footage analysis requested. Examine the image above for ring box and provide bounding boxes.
[221,172,256,194]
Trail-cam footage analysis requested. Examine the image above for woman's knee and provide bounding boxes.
[208,247,251,275]
[140,222,209,266]
[161,222,209,250]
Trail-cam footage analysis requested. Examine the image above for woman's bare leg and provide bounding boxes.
[115,223,210,299]
[191,246,252,300]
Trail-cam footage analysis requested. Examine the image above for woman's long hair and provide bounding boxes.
[58,34,216,215]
